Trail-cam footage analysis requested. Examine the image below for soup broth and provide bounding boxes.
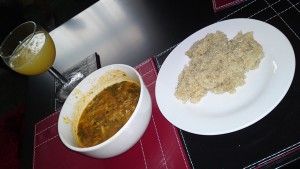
[77,80,140,147]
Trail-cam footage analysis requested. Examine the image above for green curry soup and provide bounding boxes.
[77,81,140,147]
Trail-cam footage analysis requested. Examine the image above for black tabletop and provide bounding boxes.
[22,0,300,168]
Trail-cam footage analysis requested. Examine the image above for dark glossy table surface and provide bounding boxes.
[22,0,300,168]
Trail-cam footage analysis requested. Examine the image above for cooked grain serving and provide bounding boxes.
[175,31,264,103]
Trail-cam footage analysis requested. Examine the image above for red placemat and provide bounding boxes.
[33,58,190,169]
[212,0,246,12]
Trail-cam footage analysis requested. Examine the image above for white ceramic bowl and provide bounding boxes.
[58,64,152,158]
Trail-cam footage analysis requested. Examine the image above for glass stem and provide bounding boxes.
[48,67,68,85]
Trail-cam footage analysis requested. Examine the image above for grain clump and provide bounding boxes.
[175,31,264,103]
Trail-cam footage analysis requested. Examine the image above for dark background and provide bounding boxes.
[1,0,300,168]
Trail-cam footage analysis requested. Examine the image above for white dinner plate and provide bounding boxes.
[155,18,295,135]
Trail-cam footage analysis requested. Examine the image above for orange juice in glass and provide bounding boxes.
[9,31,56,75]
[0,21,85,102]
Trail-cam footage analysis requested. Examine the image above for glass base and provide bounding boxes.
[56,72,85,102]
[53,52,100,110]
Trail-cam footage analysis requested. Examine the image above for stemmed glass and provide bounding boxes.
[0,21,84,102]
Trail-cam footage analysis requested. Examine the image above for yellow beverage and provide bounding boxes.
[9,31,56,75]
